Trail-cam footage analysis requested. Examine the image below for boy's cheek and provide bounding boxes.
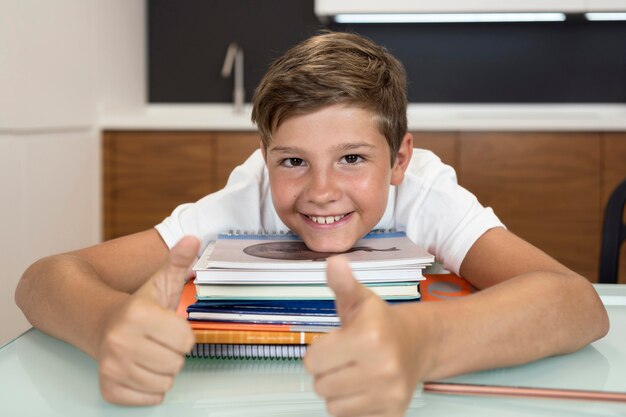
[271,183,299,206]
[269,175,294,199]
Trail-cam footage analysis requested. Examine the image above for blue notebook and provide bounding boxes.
[187,299,339,325]
[186,298,418,325]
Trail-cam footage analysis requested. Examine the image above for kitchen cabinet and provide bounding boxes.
[458,132,602,281]
[412,132,458,169]
[103,130,625,282]
[102,131,260,240]
[602,133,626,283]
[603,133,626,206]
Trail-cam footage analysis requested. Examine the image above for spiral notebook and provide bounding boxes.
[193,229,433,284]
[188,343,308,359]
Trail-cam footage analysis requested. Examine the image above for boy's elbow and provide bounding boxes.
[590,301,610,345]
[572,273,610,342]
[593,295,610,341]
[15,256,52,314]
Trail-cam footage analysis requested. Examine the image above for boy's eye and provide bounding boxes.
[281,158,304,167]
[342,154,363,164]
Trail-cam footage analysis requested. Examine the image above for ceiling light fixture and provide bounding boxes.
[333,13,567,24]
[584,12,626,21]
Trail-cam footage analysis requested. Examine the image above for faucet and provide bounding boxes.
[221,42,245,114]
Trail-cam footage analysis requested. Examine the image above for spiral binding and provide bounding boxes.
[184,357,305,373]
[225,228,396,237]
[226,229,294,236]
[187,344,307,359]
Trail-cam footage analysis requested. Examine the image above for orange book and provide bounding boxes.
[421,274,476,302]
[193,328,325,345]
[176,280,200,319]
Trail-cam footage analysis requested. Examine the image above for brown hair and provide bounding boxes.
[251,31,408,164]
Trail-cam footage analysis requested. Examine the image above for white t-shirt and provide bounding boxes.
[155,148,504,275]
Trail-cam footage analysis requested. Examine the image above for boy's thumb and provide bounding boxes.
[327,255,373,326]
[146,235,200,310]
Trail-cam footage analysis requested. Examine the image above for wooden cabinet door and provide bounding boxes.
[411,132,458,172]
[213,132,262,189]
[103,131,261,240]
[602,133,626,283]
[103,131,215,240]
[458,132,602,281]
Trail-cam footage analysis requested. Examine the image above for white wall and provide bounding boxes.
[95,0,146,113]
[0,0,146,345]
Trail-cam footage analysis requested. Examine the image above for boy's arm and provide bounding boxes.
[15,229,198,405]
[15,229,167,356]
[423,226,609,379]
[304,227,609,417]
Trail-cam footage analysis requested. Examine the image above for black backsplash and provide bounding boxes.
[148,0,626,103]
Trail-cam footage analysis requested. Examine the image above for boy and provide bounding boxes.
[15,32,608,416]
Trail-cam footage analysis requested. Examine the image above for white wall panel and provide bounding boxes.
[0,131,100,345]
[95,0,146,113]
[19,131,101,259]
[0,0,104,345]
[0,0,96,130]
[0,136,31,344]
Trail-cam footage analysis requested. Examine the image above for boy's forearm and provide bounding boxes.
[15,254,129,359]
[403,272,609,381]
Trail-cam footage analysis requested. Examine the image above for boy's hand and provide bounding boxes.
[304,256,427,417]
[96,236,199,405]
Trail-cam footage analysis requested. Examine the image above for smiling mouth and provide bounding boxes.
[305,213,349,225]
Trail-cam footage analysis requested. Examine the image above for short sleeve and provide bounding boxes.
[394,149,505,276]
[154,149,284,254]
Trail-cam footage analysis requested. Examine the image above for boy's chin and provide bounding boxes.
[301,236,357,254]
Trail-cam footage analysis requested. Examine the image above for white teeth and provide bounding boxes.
[308,214,346,224]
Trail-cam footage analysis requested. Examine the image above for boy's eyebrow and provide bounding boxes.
[268,146,303,154]
[269,142,376,154]
[335,142,376,152]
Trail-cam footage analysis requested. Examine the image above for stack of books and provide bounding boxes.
[179,230,434,359]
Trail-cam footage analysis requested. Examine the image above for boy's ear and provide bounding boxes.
[390,133,413,186]
[260,141,267,162]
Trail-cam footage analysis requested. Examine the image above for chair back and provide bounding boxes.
[599,178,626,283]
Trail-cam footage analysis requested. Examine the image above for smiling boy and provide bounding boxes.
[262,104,407,253]
[16,31,608,416]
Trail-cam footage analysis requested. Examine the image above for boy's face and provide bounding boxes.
[262,104,412,253]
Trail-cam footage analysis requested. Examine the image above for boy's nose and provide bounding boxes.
[305,169,341,205]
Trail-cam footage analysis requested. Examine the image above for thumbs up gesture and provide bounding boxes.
[97,236,199,405]
[304,256,429,417]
